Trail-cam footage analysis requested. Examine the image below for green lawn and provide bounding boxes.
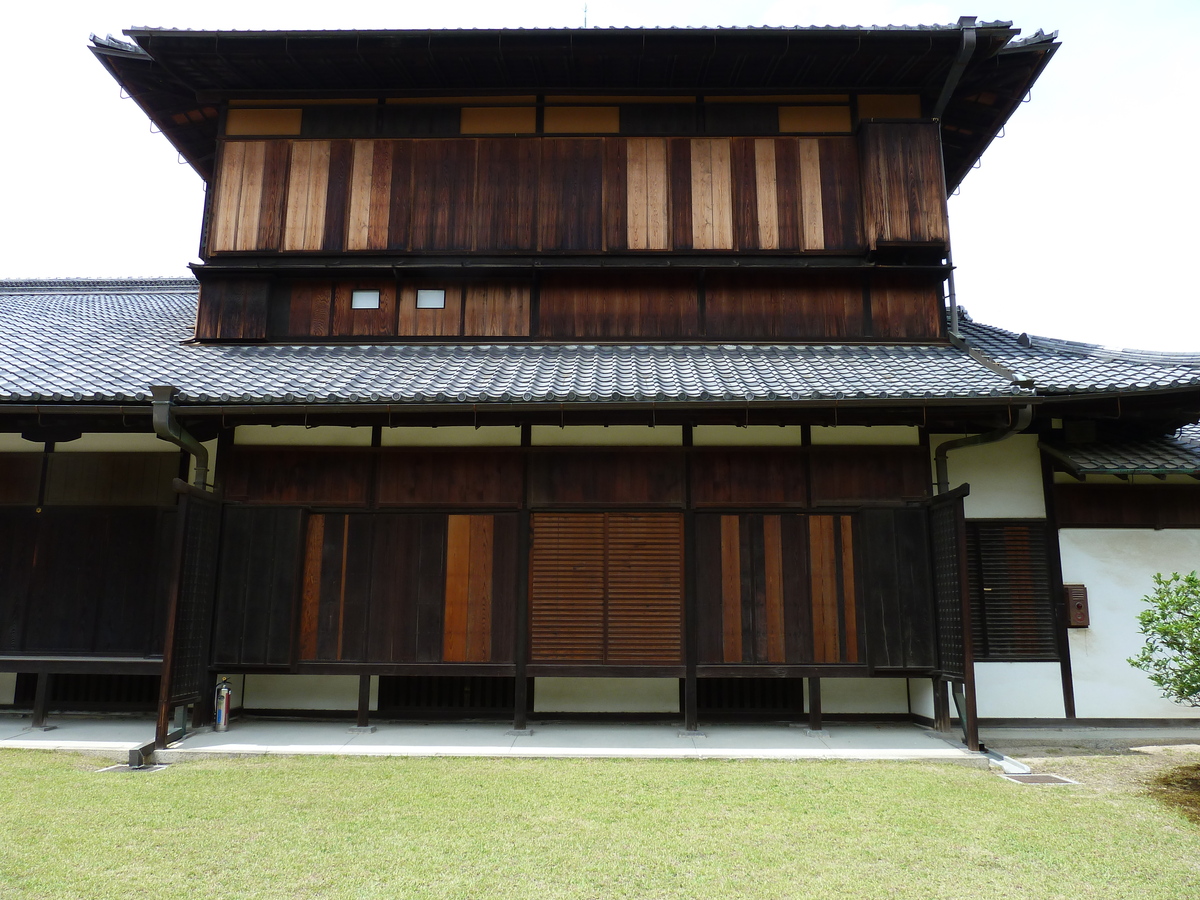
[2,750,1199,899]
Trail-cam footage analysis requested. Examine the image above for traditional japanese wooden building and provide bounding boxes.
[3,21,1199,749]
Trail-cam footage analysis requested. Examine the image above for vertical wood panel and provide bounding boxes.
[626,138,668,250]
[463,282,531,337]
[690,139,733,250]
[345,140,375,251]
[603,137,627,251]
[233,141,266,251]
[414,514,447,663]
[367,140,394,250]
[212,141,246,252]
[773,138,801,250]
[443,514,470,662]
[729,138,757,251]
[840,516,858,663]
[257,140,290,250]
[411,140,476,250]
[478,139,539,250]
[763,514,786,663]
[753,139,779,250]
[817,137,863,251]
[398,283,463,337]
[809,515,838,663]
[282,140,331,251]
[299,514,323,660]
[668,138,692,250]
[386,141,413,250]
[605,513,682,663]
[860,123,949,248]
[466,514,494,662]
[322,140,353,252]
[780,514,813,664]
[539,139,603,251]
[720,515,742,663]
[798,138,825,251]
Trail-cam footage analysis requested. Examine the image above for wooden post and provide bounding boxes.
[511,502,531,733]
[349,674,374,733]
[807,676,822,732]
[31,673,53,730]
[933,677,951,732]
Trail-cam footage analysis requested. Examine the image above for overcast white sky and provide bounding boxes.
[1,1,1196,351]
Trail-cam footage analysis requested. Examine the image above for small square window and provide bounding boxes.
[416,289,446,309]
[351,289,381,310]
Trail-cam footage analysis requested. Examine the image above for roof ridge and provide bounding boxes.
[0,277,198,294]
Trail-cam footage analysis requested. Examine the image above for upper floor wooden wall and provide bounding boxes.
[207,124,947,259]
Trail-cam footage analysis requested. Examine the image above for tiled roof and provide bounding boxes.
[0,280,1024,407]
[1042,425,1200,476]
[958,312,1200,395]
[0,280,1195,410]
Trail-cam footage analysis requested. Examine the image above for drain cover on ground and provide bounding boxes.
[1002,774,1077,785]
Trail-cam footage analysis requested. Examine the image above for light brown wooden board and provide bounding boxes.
[690,139,733,250]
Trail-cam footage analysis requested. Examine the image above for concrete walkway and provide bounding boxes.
[0,713,982,763]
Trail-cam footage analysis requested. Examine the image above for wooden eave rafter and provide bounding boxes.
[89,25,1054,187]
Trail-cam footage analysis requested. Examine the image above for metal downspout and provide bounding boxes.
[935,404,1034,494]
[936,17,978,338]
[150,385,209,489]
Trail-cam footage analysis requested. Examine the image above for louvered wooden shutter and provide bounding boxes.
[966,521,1058,661]
[530,514,606,661]
[606,514,683,662]
[529,512,683,663]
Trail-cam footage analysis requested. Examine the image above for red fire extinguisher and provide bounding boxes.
[214,679,233,732]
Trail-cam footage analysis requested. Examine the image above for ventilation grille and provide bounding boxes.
[13,673,159,711]
[966,521,1058,661]
[376,676,518,716]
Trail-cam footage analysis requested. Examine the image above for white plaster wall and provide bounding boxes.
[692,425,803,446]
[0,673,16,706]
[1060,528,1200,719]
[234,425,372,446]
[810,426,919,446]
[54,433,177,452]
[531,425,682,446]
[929,433,1046,518]
[907,678,934,720]
[534,677,679,713]
[241,674,378,711]
[973,662,1065,718]
[382,426,521,446]
[0,435,44,451]
[815,678,908,714]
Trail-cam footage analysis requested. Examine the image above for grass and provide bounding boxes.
[2,750,1199,899]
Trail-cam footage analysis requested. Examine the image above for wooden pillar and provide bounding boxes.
[807,676,822,732]
[31,672,53,730]
[933,677,951,732]
[356,674,371,729]
[682,426,698,732]
[512,497,531,732]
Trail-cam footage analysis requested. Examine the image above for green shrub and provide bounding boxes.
[1129,571,1200,707]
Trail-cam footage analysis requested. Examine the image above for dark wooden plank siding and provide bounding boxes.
[870,272,943,340]
[477,139,538,250]
[859,122,949,249]
[603,137,628,251]
[212,507,304,667]
[1,507,172,656]
[858,507,936,670]
[668,138,692,250]
[1054,484,1200,528]
[321,140,354,252]
[539,139,604,251]
[376,451,524,507]
[527,451,685,507]
[221,448,372,506]
[330,281,398,338]
[730,137,759,250]
[386,141,414,250]
[0,455,45,505]
[411,140,476,250]
[43,453,178,507]
[690,451,808,507]
[817,137,863,250]
[810,446,930,502]
[537,271,699,339]
[705,271,862,340]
